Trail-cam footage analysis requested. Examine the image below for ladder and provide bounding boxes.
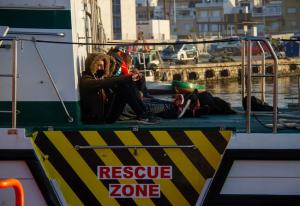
[241,37,279,133]
[0,26,18,129]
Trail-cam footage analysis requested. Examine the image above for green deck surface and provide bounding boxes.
[22,108,300,134]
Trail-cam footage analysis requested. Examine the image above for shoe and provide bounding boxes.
[137,116,160,124]
[174,94,184,106]
[177,99,191,119]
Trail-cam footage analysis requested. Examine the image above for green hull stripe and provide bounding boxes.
[0,9,71,29]
[0,101,80,126]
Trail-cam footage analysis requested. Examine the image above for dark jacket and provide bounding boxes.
[79,71,132,123]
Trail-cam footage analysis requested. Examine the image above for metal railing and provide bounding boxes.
[0,178,24,206]
[241,37,278,133]
[0,37,74,125]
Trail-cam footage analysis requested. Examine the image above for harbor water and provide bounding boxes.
[206,76,300,108]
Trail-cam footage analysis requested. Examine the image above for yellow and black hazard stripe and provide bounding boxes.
[32,130,232,206]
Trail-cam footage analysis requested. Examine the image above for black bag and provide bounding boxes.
[242,96,273,111]
[197,92,235,114]
[213,97,236,114]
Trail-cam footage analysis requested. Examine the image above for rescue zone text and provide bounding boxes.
[97,166,172,198]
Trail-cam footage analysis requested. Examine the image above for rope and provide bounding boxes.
[0,36,299,46]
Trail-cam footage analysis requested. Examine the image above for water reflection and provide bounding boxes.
[205,77,300,108]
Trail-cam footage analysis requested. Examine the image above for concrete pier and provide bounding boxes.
[155,58,300,82]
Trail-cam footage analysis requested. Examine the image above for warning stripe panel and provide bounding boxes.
[32,130,232,206]
[150,131,206,192]
[45,131,119,206]
[201,131,229,153]
[168,131,216,176]
[136,131,199,205]
[99,131,172,206]
[32,136,84,206]
[114,131,191,206]
[34,132,102,206]
[63,131,138,206]
[80,131,156,206]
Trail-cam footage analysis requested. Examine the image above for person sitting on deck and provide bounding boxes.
[121,52,150,99]
[79,53,159,124]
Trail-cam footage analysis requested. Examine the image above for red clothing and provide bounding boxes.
[121,61,131,76]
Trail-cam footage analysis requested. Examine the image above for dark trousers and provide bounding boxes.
[105,83,147,123]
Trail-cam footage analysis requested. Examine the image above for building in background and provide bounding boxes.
[137,19,170,40]
[136,0,158,21]
[99,0,137,40]
[281,0,300,34]
[136,0,170,40]
[224,0,285,37]
[251,0,282,36]
[224,0,255,37]
[102,0,299,40]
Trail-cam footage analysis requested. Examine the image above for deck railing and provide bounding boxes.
[0,34,281,132]
[241,37,278,133]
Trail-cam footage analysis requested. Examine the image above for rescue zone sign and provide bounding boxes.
[97,166,172,198]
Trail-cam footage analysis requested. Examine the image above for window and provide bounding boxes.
[199,24,208,32]
[112,0,121,40]
[291,21,297,27]
[212,10,221,17]
[211,24,219,32]
[200,11,208,17]
[271,22,279,30]
[185,24,192,31]
[288,8,296,13]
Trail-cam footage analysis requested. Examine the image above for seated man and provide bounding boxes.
[79,53,159,124]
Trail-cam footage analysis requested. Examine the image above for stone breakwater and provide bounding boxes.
[155,58,300,82]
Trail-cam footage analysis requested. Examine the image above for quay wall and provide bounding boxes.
[155,58,300,82]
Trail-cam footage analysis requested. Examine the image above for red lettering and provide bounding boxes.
[160,166,172,179]
[97,165,173,180]
[135,184,148,197]
[98,166,110,179]
[135,166,146,179]
[112,166,122,178]
[122,185,134,197]
[110,184,121,197]
[149,184,160,197]
[109,184,160,198]
[147,167,159,178]
[123,166,133,179]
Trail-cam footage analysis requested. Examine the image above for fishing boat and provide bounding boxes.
[0,1,300,206]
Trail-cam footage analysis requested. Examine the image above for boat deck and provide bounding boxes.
[28,108,300,133]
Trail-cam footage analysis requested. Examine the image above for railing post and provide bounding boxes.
[246,40,252,133]
[12,39,18,128]
[262,40,278,133]
[298,75,300,108]
[257,41,266,102]
[0,178,24,206]
[241,40,246,98]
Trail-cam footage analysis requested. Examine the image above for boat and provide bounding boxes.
[0,1,300,206]
[172,80,206,94]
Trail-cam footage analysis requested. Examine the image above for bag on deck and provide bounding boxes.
[242,96,273,111]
